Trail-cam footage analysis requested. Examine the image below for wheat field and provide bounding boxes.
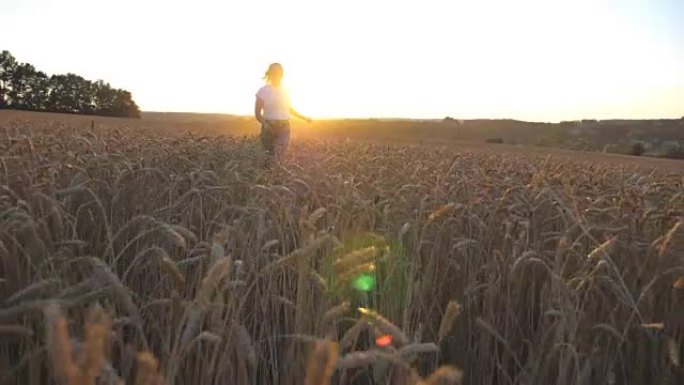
[0,111,682,385]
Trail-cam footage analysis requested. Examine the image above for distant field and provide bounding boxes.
[2,110,682,171]
[0,109,682,385]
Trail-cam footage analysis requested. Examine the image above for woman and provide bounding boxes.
[254,63,311,162]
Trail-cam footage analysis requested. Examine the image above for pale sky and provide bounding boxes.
[2,0,683,121]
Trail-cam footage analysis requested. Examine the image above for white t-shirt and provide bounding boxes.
[256,85,291,120]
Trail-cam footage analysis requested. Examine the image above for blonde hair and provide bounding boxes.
[263,63,283,84]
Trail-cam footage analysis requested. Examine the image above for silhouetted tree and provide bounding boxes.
[0,50,140,118]
[0,50,18,107]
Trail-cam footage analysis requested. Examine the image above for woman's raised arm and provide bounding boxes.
[289,107,312,123]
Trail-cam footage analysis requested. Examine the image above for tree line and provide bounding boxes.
[0,50,140,118]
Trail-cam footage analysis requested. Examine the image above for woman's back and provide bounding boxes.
[256,85,291,121]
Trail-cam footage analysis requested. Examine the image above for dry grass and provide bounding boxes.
[0,111,683,385]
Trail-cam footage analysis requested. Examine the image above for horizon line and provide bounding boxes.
[142,110,684,124]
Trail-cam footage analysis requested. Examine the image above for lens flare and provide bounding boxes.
[351,273,376,292]
[375,334,393,347]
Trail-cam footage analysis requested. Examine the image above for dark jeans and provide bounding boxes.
[261,120,291,160]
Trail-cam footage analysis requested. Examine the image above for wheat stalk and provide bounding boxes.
[304,340,339,385]
[333,246,378,273]
[358,307,409,347]
[654,219,683,256]
[196,254,233,306]
[322,301,351,325]
[437,301,461,343]
[340,319,370,350]
[420,365,463,385]
[135,351,164,385]
[587,236,617,260]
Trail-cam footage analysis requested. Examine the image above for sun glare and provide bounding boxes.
[3,0,683,120]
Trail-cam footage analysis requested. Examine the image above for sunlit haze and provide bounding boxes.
[3,0,683,121]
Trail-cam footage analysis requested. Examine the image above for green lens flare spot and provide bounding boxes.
[352,274,376,292]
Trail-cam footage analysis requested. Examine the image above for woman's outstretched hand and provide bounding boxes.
[290,107,312,123]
